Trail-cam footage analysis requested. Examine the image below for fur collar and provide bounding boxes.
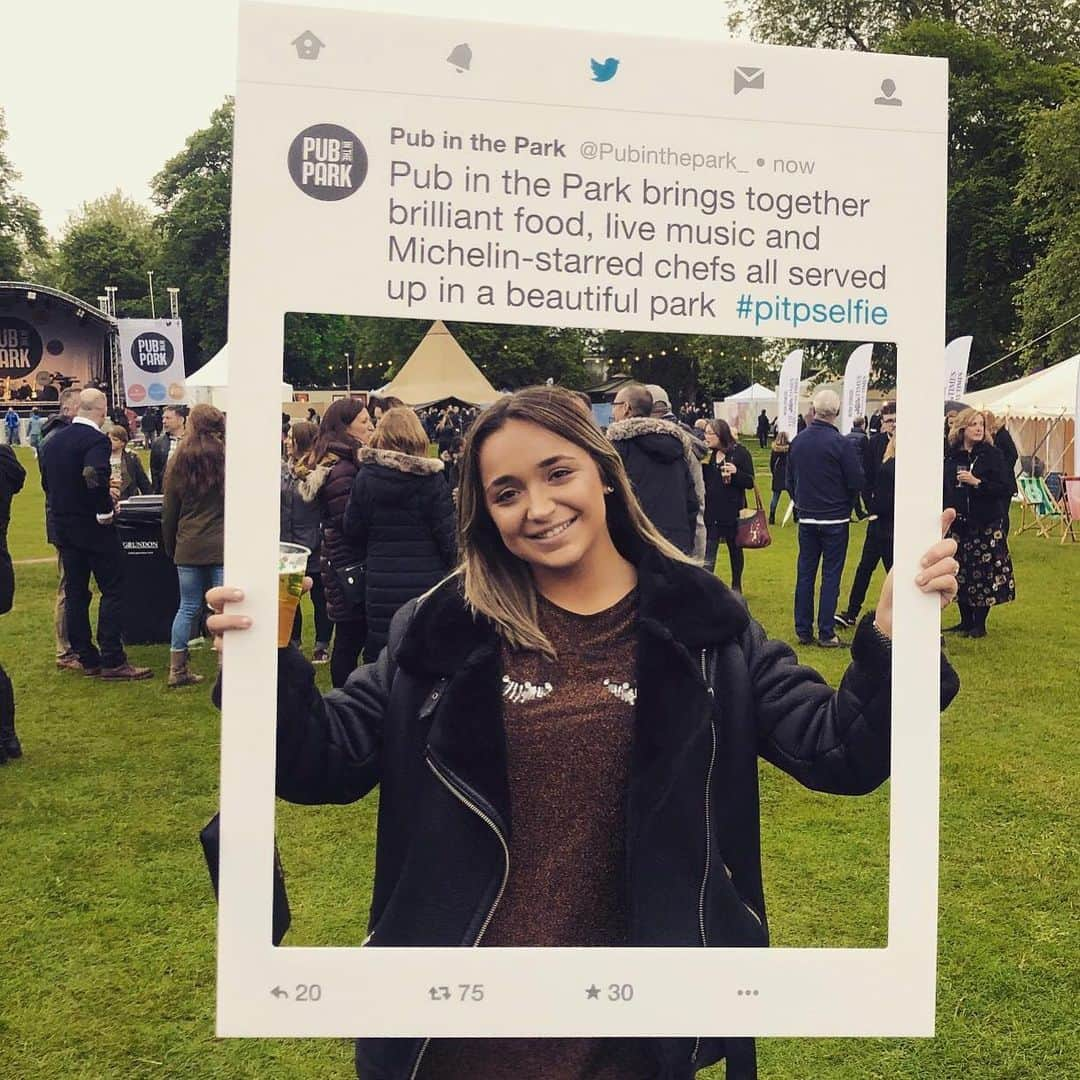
[359,446,444,475]
[297,461,331,503]
[395,547,748,677]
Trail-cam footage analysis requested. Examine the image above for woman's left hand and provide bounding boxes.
[873,508,959,639]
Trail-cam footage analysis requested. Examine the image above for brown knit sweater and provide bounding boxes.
[421,588,654,1079]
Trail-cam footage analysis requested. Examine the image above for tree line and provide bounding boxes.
[0,2,1076,395]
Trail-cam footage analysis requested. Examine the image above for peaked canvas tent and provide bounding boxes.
[186,344,294,411]
[965,354,1078,474]
[717,383,777,435]
[380,321,498,407]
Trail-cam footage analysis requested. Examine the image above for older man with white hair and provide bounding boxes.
[39,389,152,680]
[786,388,865,647]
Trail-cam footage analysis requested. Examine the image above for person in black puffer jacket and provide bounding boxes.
[281,421,331,663]
[299,398,374,687]
[344,407,457,658]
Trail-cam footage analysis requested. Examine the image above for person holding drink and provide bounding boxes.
[206,386,960,1080]
[942,408,1014,638]
[701,418,755,590]
[162,403,226,687]
[106,425,152,501]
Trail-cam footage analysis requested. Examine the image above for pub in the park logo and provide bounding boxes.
[130,331,174,373]
[0,316,44,380]
[288,123,368,200]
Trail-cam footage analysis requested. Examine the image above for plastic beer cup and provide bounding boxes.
[277,543,310,648]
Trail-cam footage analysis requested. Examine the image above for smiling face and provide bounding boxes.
[703,425,720,449]
[478,419,612,577]
[347,407,374,445]
[963,413,985,444]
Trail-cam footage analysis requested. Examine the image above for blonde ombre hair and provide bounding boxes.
[370,406,429,457]
[457,385,691,657]
[948,407,991,450]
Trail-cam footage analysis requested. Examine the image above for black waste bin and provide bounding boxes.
[115,496,180,645]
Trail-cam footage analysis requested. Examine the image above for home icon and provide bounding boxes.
[292,31,325,60]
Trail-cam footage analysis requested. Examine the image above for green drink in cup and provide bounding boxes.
[277,543,310,648]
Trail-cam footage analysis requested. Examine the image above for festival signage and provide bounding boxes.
[776,348,804,437]
[943,335,973,401]
[117,319,187,406]
[840,342,874,434]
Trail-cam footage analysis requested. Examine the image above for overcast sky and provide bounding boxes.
[3,0,733,236]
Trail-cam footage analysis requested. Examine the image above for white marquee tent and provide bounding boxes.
[965,353,1078,474]
[186,344,294,411]
[716,383,777,435]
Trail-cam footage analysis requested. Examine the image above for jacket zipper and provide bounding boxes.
[693,649,717,1066]
[408,755,511,1080]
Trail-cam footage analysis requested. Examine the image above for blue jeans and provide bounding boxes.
[171,565,223,651]
[794,523,850,639]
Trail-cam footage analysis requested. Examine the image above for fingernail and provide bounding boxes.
[916,575,926,586]
[921,557,929,567]
[231,589,244,600]
[240,617,252,628]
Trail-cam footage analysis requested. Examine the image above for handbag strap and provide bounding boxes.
[750,480,765,512]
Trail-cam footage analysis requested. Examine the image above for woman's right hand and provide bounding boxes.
[206,580,312,653]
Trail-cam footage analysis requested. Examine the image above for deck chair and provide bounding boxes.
[1016,474,1061,538]
[1054,476,1080,543]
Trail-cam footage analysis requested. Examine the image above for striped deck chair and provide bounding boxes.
[1016,474,1061,538]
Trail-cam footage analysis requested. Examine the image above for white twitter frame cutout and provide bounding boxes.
[220,1,948,1042]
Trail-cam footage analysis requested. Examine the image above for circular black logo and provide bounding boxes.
[0,316,43,380]
[47,338,64,356]
[130,331,174,373]
[288,124,368,201]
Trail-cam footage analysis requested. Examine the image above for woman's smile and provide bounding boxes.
[528,515,579,542]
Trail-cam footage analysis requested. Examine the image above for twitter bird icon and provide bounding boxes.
[590,57,619,82]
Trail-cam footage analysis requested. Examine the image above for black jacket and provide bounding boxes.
[261,545,959,1080]
[788,420,865,520]
[150,432,181,494]
[869,456,896,533]
[993,427,1019,519]
[702,443,755,530]
[943,441,1011,529]
[37,413,71,546]
[343,447,457,657]
[769,447,788,493]
[0,445,26,614]
[116,449,152,500]
[299,442,366,623]
[608,417,706,559]
[39,420,118,552]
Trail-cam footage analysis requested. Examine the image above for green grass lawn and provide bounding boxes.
[1,443,1076,1078]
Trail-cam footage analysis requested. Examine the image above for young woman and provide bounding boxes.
[299,397,374,687]
[701,418,755,591]
[208,386,960,1080]
[768,430,789,525]
[161,403,225,687]
[942,408,1015,638]
[106,424,152,501]
[343,407,457,659]
[281,421,331,663]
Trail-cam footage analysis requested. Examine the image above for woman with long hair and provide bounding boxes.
[208,386,959,1080]
[343,407,457,658]
[942,407,1015,638]
[768,430,790,524]
[281,420,331,663]
[299,397,374,687]
[701,418,754,591]
[161,403,225,687]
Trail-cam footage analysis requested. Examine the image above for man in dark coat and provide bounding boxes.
[38,388,81,669]
[756,409,771,449]
[0,441,26,761]
[39,389,152,680]
[608,383,706,560]
[150,405,187,493]
[844,416,871,518]
[787,390,865,646]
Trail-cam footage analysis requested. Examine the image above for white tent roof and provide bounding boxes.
[725,382,777,402]
[186,344,294,405]
[965,354,1078,420]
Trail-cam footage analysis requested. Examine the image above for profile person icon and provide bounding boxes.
[875,78,902,106]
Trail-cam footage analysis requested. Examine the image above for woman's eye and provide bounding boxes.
[549,468,572,481]
[493,488,518,504]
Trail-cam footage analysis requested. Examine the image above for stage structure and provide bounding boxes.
[0,282,117,405]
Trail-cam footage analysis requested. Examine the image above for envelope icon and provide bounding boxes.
[733,66,765,94]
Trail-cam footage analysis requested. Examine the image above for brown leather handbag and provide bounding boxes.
[735,482,772,549]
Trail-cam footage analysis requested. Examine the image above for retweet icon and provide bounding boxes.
[590,57,619,82]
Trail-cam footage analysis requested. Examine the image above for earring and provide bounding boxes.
[603,486,614,494]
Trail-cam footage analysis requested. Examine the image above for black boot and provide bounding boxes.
[944,602,973,634]
[967,606,988,639]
